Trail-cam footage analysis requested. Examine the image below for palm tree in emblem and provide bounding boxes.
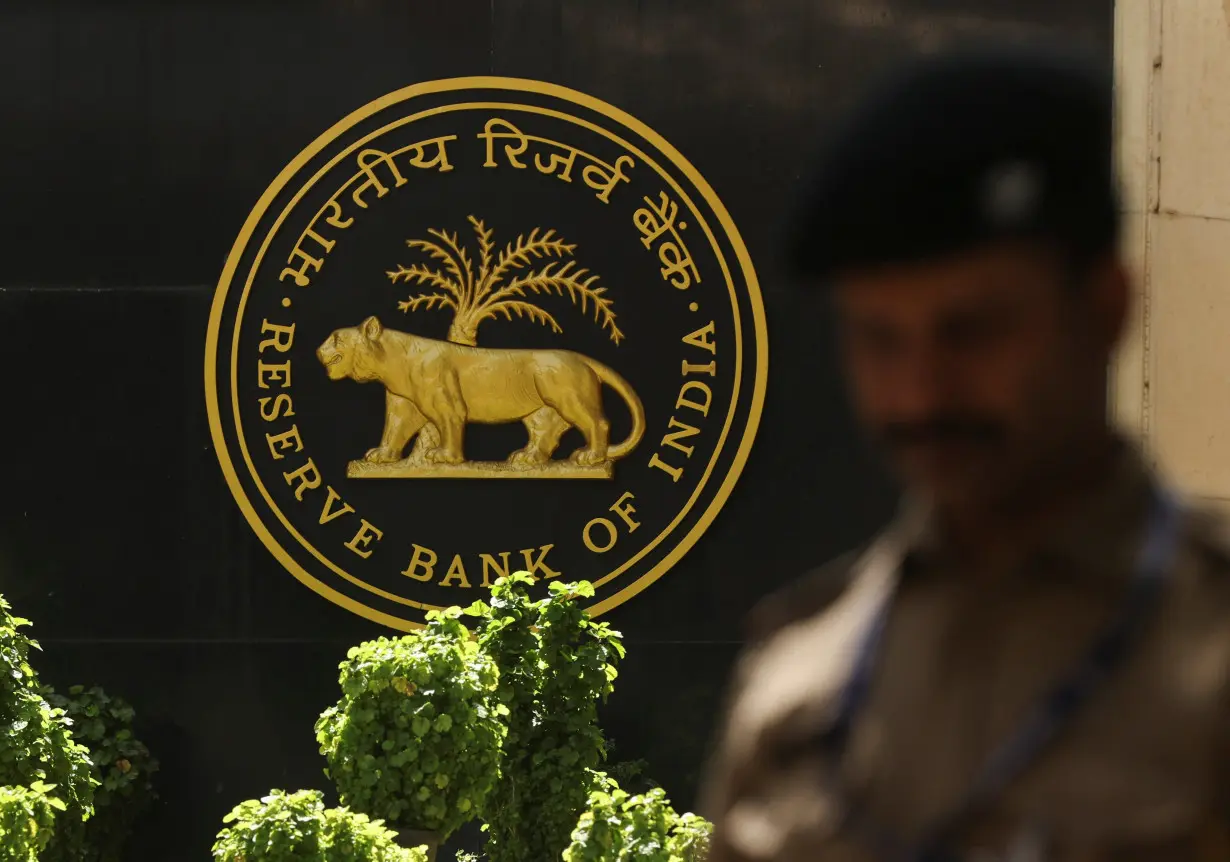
[387,215,624,347]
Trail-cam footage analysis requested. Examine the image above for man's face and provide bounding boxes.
[833,242,1125,511]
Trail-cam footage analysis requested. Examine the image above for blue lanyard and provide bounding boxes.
[825,486,1183,862]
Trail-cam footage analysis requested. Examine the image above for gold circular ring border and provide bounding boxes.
[232,101,742,612]
[204,76,769,630]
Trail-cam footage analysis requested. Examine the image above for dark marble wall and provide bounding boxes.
[0,2,1111,858]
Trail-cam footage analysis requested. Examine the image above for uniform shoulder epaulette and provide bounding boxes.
[744,548,863,645]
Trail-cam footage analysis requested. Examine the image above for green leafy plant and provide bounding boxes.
[0,782,66,862]
[211,789,427,861]
[468,576,625,862]
[671,812,714,861]
[316,609,505,840]
[604,739,657,795]
[0,595,96,848]
[38,685,159,862]
[563,772,713,862]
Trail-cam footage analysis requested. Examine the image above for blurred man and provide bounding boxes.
[701,44,1230,861]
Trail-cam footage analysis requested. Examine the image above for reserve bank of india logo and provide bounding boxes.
[205,78,767,629]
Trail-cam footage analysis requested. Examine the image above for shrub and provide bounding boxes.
[39,685,159,862]
[468,576,625,862]
[0,782,66,862]
[671,811,715,861]
[0,595,96,845]
[211,789,426,862]
[604,739,657,795]
[563,773,713,862]
[316,609,505,839]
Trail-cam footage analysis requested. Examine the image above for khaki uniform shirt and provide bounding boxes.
[702,445,1230,861]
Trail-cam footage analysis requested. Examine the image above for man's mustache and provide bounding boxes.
[878,417,1005,449]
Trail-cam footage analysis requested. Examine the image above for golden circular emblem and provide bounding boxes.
[205,78,767,629]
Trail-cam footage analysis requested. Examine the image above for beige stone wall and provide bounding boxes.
[1114,0,1230,511]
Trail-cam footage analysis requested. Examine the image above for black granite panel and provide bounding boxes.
[0,2,1112,858]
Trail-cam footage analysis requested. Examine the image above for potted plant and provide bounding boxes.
[468,576,625,862]
[316,609,505,861]
[0,595,97,849]
[0,782,65,862]
[563,772,714,862]
[40,685,159,862]
[212,788,426,861]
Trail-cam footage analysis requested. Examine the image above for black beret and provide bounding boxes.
[789,42,1120,282]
